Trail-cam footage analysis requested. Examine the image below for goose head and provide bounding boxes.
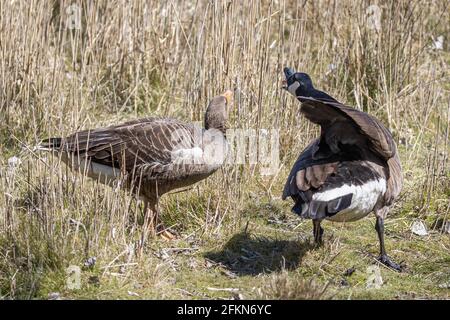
[282,68,339,103]
[204,90,233,133]
[282,67,314,98]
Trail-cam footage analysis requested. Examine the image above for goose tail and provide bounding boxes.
[36,137,62,151]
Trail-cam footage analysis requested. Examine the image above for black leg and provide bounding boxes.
[313,219,323,245]
[375,216,403,272]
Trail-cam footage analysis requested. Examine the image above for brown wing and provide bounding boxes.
[283,97,402,204]
[59,117,200,180]
[299,97,396,160]
[385,152,403,205]
[282,139,340,199]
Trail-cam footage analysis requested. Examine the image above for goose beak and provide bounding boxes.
[284,67,295,78]
[221,90,233,106]
[282,67,295,90]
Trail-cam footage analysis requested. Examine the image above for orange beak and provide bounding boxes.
[221,90,233,106]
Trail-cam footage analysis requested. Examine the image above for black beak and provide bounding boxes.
[284,67,295,79]
[282,67,295,90]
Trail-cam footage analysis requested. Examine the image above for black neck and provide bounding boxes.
[298,88,340,104]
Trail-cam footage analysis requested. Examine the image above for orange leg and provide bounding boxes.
[142,200,177,241]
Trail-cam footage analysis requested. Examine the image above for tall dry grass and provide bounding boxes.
[0,0,449,298]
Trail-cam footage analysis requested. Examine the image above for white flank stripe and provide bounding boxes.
[77,160,120,180]
[171,147,204,163]
[90,162,121,178]
[313,179,387,222]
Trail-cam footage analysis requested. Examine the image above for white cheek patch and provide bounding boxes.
[287,81,300,96]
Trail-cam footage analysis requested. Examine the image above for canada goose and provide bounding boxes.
[39,91,233,240]
[282,68,403,271]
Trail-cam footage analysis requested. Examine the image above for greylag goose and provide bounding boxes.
[282,68,403,271]
[39,91,233,239]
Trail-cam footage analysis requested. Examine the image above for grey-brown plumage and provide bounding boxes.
[282,68,403,271]
[39,91,233,239]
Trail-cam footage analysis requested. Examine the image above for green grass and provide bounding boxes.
[1,156,448,300]
[25,217,450,299]
[0,0,449,300]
